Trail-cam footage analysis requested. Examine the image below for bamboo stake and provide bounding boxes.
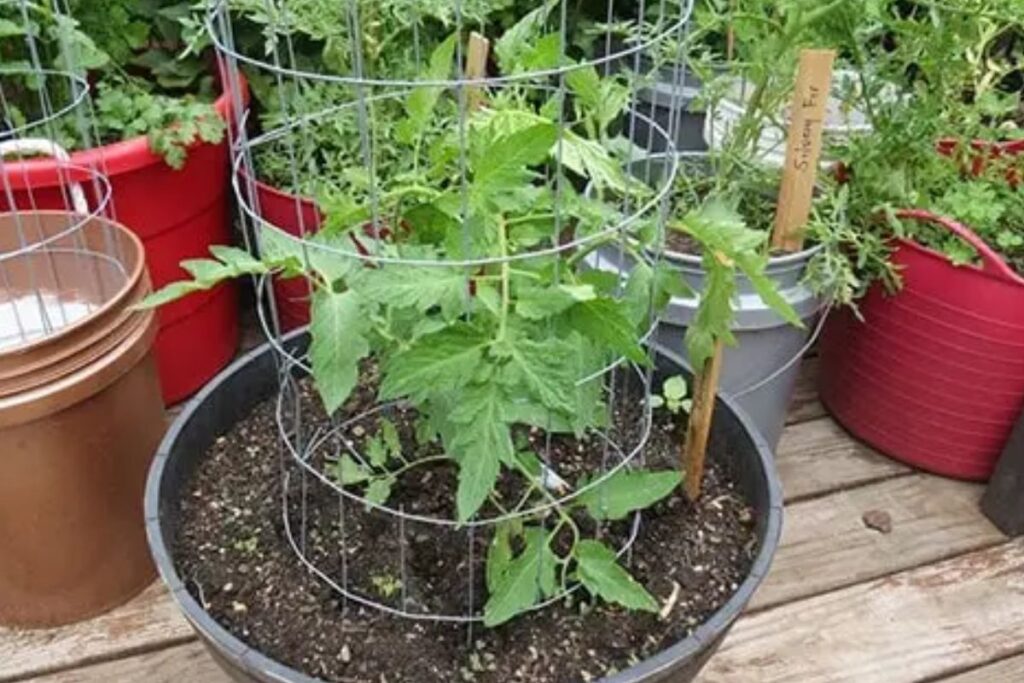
[466,32,490,111]
[683,339,725,501]
[772,49,836,252]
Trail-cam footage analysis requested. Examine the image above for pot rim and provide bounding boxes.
[895,234,1024,288]
[145,331,783,683]
[0,212,148,359]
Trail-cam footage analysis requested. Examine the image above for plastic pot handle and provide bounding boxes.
[896,208,1019,282]
[0,138,89,214]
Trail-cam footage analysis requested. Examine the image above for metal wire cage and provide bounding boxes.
[0,0,126,354]
[208,0,696,630]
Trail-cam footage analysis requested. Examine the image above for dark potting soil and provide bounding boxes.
[174,373,758,683]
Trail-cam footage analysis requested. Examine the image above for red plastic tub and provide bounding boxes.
[820,209,1024,480]
[1,81,249,404]
[250,179,323,331]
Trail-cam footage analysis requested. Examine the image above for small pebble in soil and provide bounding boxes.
[862,509,893,534]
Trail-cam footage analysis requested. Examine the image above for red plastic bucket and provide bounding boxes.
[1,79,249,404]
[820,209,1024,480]
[250,179,323,331]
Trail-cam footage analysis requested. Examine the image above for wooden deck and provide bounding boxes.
[3,357,1023,683]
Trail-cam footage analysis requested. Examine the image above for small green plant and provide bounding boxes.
[649,375,692,415]
[371,573,403,599]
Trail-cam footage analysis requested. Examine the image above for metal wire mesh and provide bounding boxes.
[210,0,695,627]
[0,0,125,352]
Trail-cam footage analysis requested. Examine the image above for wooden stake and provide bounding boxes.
[771,49,836,253]
[466,32,490,111]
[682,339,725,501]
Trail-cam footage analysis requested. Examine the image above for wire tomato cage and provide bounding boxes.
[0,0,130,357]
[207,0,697,633]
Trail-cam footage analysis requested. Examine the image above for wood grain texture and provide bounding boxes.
[24,642,228,683]
[751,475,1006,610]
[772,49,836,252]
[0,583,192,682]
[939,653,1024,682]
[775,417,909,501]
[700,540,1024,683]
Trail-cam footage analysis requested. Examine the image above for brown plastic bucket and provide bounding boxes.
[0,211,166,627]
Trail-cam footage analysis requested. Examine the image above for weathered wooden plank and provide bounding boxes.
[775,417,909,501]
[786,356,826,425]
[0,583,193,683]
[751,475,1006,611]
[939,653,1024,683]
[24,642,228,683]
[700,540,1024,683]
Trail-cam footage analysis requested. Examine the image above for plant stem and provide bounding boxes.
[498,215,510,341]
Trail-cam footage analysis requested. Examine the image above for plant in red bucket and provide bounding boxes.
[0,1,248,404]
[813,0,1024,479]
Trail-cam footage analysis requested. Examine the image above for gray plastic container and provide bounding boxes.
[629,63,708,154]
[590,244,822,452]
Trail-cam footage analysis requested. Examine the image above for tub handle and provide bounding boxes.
[897,208,1020,283]
[0,138,89,215]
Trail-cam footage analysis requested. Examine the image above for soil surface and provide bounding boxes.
[174,373,759,683]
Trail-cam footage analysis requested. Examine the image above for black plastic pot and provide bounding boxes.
[145,330,782,683]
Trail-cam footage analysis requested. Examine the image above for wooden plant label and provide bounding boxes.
[772,49,836,253]
[466,32,490,111]
[683,339,726,501]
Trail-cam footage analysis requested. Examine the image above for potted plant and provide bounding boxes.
[0,1,248,404]
[589,1,873,451]
[817,0,1024,479]
[141,9,782,681]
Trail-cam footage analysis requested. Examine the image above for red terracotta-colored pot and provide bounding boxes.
[250,178,323,331]
[1,77,250,405]
[820,209,1024,480]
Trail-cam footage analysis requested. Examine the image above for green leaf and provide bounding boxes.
[663,376,688,402]
[575,540,658,612]
[448,382,512,521]
[137,280,208,309]
[685,261,737,370]
[494,0,559,72]
[209,245,265,273]
[560,131,631,192]
[380,418,402,459]
[181,258,232,283]
[365,478,394,506]
[483,527,558,627]
[472,122,559,201]
[486,522,516,594]
[398,33,457,144]
[380,325,488,403]
[566,297,648,365]
[330,454,370,485]
[310,289,371,415]
[355,265,466,320]
[734,252,803,328]
[579,470,682,521]
[500,337,577,414]
[366,436,388,468]
[517,284,595,320]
